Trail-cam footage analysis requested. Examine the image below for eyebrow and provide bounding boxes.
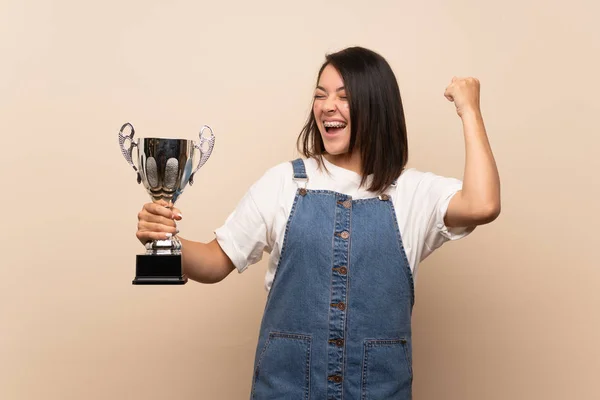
[315,86,346,92]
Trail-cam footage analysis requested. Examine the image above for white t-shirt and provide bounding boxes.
[215,157,474,292]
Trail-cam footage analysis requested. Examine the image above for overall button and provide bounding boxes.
[378,194,390,201]
[328,375,343,383]
[330,302,346,311]
[328,338,344,347]
[342,200,352,209]
[339,231,349,239]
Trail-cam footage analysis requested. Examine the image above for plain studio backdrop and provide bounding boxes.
[1,0,598,399]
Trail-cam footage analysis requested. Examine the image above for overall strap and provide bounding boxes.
[291,158,308,192]
[291,158,307,179]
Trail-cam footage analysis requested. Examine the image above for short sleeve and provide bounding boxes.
[214,189,269,273]
[214,163,288,273]
[422,174,475,255]
[396,169,476,267]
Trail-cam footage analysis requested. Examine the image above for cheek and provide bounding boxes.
[313,102,321,115]
[342,103,350,120]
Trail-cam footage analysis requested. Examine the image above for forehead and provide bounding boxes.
[317,64,344,88]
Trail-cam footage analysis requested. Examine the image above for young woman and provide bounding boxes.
[136,47,500,399]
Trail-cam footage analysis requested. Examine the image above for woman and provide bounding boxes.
[136,47,500,399]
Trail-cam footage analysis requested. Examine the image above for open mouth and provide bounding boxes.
[323,121,347,134]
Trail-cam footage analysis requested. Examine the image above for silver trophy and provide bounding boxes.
[118,122,215,285]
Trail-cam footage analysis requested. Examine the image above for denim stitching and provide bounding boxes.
[269,332,312,340]
[251,335,272,398]
[327,197,336,397]
[361,341,369,400]
[305,334,312,400]
[292,158,308,179]
[361,338,411,399]
[252,332,312,399]
[386,200,416,307]
[342,195,352,400]
[264,190,301,309]
[401,339,413,380]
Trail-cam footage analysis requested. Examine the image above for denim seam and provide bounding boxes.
[387,200,416,307]
[251,332,312,400]
[302,189,386,202]
[402,340,413,380]
[368,338,412,380]
[291,158,308,179]
[327,200,335,398]
[341,197,352,400]
[361,341,369,400]
[305,333,312,400]
[361,338,411,399]
[328,193,345,400]
[265,191,301,310]
[269,332,312,340]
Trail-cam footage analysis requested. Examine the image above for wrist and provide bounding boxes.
[459,108,483,121]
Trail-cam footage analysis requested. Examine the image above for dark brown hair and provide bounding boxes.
[297,46,409,194]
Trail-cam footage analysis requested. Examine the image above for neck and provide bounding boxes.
[323,151,362,175]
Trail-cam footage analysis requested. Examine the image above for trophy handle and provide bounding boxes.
[118,122,142,184]
[189,125,215,185]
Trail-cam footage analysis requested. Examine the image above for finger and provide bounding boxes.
[144,202,174,219]
[151,199,175,215]
[153,199,170,208]
[444,87,454,102]
[138,221,179,235]
[136,230,177,243]
[138,210,177,227]
[171,207,183,221]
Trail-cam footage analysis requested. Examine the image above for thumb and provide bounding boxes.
[444,87,454,102]
[154,199,171,208]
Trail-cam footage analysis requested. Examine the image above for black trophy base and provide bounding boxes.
[132,254,188,285]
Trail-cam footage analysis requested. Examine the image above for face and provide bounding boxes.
[313,64,352,156]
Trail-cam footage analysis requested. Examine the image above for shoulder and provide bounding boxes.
[260,160,294,181]
[395,168,462,195]
[392,167,464,214]
[246,159,298,209]
[250,160,293,192]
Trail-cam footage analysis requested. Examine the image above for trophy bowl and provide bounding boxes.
[118,122,215,285]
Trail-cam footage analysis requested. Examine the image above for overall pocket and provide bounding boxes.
[252,332,311,400]
[361,338,412,400]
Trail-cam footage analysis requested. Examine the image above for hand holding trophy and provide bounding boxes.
[118,122,215,284]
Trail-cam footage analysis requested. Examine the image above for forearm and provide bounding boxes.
[178,238,236,284]
[459,110,501,219]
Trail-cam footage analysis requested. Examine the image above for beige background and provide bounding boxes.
[1,0,599,399]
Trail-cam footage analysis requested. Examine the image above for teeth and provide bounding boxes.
[323,121,347,128]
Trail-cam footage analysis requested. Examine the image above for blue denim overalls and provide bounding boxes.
[251,158,415,400]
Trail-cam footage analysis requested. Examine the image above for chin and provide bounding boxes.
[323,145,349,156]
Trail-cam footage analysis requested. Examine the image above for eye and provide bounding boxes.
[314,93,326,99]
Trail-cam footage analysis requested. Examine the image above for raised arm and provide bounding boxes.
[443,77,501,227]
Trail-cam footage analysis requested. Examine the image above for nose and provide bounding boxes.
[323,96,336,113]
